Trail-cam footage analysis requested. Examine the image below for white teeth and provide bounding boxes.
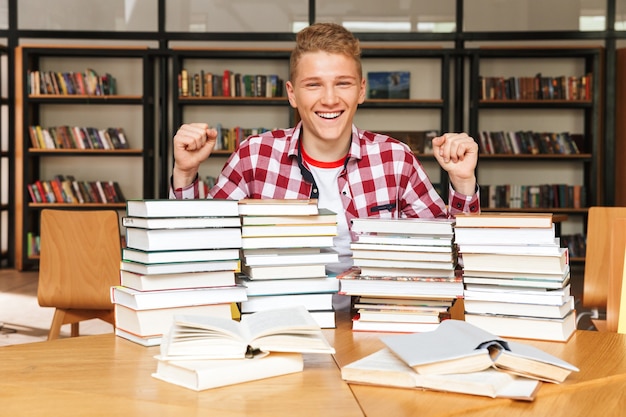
[318,112,341,119]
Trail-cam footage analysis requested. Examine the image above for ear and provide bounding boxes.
[358,77,366,104]
[286,80,298,109]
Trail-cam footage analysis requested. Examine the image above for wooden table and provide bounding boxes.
[2,312,626,417]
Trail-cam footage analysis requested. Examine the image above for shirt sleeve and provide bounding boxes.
[169,174,200,199]
[447,183,481,216]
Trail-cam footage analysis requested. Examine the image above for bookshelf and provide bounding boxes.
[14,45,156,270]
[170,46,451,196]
[468,47,603,262]
[0,44,8,267]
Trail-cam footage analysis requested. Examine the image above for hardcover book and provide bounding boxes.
[159,305,335,360]
[380,319,578,382]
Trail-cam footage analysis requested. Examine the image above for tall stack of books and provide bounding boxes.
[338,217,463,332]
[110,199,247,346]
[236,199,340,328]
[455,212,575,342]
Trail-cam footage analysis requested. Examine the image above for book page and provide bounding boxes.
[242,305,321,340]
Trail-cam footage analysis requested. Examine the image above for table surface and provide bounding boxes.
[2,311,626,417]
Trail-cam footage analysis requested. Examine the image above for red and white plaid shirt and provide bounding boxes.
[171,122,480,236]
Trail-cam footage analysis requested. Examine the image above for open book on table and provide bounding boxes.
[341,348,541,401]
[160,305,335,360]
[380,319,579,383]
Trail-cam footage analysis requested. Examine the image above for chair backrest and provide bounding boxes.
[37,209,121,310]
[608,218,626,333]
[583,207,626,309]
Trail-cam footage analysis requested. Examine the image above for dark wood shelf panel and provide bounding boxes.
[478,153,592,160]
[28,149,144,156]
[178,96,289,106]
[478,99,592,109]
[27,95,143,104]
[481,207,589,214]
[28,202,127,209]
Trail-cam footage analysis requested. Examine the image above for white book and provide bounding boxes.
[120,269,236,291]
[152,352,304,391]
[356,234,453,247]
[123,216,241,229]
[122,248,240,264]
[240,293,334,313]
[341,348,541,400]
[126,227,242,251]
[120,259,240,275]
[237,198,319,216]
[464,296,575,319]
[351,217,454,236]
[110,285,248,310]
[243,249,339,267]
[238,276,339,296]
[126,199,240,218]
[241,263,327,280]
[350,242,453,253]
[241,224,338,237]
[241,235,334,249]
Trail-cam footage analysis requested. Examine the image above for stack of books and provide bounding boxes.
[152,306,336,391]
[455,212,575,342]
[338,217,463,332]
[236,199,340,328]
[110,199,247,346]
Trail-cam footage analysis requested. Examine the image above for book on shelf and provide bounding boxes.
[242,248,339,267]
[464,296,575,319]
[351,217,454,236]
[454,225,557,245]
[122,248,240,264]
[376,130,438,155]
[152,351,304,391]
[459,248,569,275]
[240,223,338,238]
[159,305,335,360]
[454,212,554,228]
[237,276,340,296]
[125,227,242,252]
[337,268,463,299]
[114,302,233,339]
[237,198,319,216]
[241,263,327,280]
[367,71,410,99]
[463,283,571,306]
[380,319,578,383]
[122,216,241,229]
[341,348,541,401]
[241,234,334,250]
[464,311,577,342]
[126,198,240,218]
[240,292,335,314]
[119,269,237,292]
[241,208,337,225]
[120,259,240,276]
[110,285,248,310]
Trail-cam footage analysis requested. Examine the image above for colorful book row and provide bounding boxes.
[479,73,592,101]
[478,131,583,155]
[179,69,284,98]
[28,176,126,204]
[29,125,129,150]
[479,183,586,209]
[27,69,117,96]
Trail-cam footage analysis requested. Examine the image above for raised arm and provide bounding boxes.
[431,132,479,196]
[172,123,217,189]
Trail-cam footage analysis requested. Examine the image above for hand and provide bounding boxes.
[432,132,478,196]
[172,123,217,188]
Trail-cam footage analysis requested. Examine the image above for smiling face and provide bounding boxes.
[286,51,366,161]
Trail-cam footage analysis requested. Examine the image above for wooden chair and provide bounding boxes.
[37,209,121,340]
[607,218,626,333]
[581,207,626,330]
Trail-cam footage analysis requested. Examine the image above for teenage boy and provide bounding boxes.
[170,22,479,280]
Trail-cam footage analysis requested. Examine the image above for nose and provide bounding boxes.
[320,85,339,105]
